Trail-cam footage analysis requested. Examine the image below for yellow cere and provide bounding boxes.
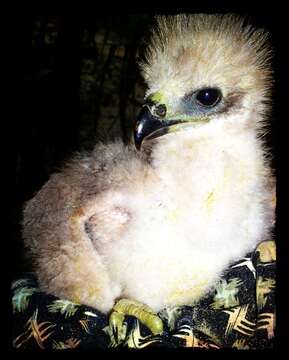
[149,91,166,105]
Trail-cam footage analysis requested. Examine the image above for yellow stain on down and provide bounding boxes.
[168,279,209,304]
[70,284,100,305]
[69,257,102,304]
[205,191,216,213]
[271,193,276,209]
[204,167,230,213]
[167,209,179,222]
[206,191,215,206]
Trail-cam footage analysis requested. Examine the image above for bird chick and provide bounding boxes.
[22,14,275,334]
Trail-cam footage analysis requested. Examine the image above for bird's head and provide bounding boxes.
[134,14,272,150]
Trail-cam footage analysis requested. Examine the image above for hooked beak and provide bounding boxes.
[134,106,187,150]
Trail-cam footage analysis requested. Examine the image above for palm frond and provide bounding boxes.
[13,309,55,349]
[256,277,275,309]
[47,300,79,318]
[124,319,161,348]
[52,338,81,349]
[12,286,38,313]
[12,278,31,290]
[210,278,243,310]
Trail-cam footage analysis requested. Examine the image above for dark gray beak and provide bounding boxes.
[134,106,182,150]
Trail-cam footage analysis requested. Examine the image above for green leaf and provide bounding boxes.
[47,300,79,318]
[12,286,38,313]
[12,278,32,290]
[256,277,275,309]
[210,278,243,310]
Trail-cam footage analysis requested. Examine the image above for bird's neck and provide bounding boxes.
[150,129,265,192]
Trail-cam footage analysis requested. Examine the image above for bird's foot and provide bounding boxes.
[255,240,276,263]
[109,298,163,343]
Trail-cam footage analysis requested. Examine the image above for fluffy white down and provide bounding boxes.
[86,113,273,313]
[22,14,275,316]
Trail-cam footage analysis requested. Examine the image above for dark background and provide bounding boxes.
[11,12,286,338]
[12,15,153,277]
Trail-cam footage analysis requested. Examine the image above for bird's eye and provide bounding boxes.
[195,88,222,107]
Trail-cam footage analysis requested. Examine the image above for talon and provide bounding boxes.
[109,310,125,342]
[149,316,163,335]
[256,241,276,263]
[112,298,164,336]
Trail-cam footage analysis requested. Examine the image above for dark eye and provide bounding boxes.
[196,88,222,107]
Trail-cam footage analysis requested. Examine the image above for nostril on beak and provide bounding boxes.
[154,104,167,118]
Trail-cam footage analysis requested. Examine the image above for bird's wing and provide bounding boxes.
[22,143,136,313]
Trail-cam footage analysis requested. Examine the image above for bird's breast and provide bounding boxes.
[95,144,270,311]
[100,184,233,311]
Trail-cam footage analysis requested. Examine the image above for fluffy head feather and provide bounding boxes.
[139,14,273,134]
